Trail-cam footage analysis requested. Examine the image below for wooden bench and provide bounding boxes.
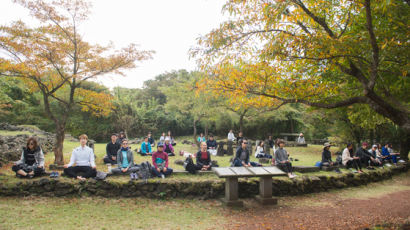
[213,167,286,207]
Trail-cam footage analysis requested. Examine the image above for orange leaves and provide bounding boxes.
[75,88,113,117]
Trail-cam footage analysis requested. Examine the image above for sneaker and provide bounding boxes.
[161,174,165,179]
[289,174,295,179]
[385,163,392,167]
[130,173,135,180]
[398,160,405,163]
[134,172,139,180]
[334,168,342,174]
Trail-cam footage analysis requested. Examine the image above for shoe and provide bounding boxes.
[334,168,342,173]
[161,174,165,179]
[398,160,405,163]
[130,173,135,180]
[134,173,139,180]
[385,163,392,167]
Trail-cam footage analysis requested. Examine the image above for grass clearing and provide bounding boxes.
[0,197,226,230]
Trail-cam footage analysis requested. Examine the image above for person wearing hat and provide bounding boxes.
[163,137,175,156]
[355,142,374,167]
[321,143,334,167]
[297,133,305,144]
[151,142,173,178]
[368,144,382,166]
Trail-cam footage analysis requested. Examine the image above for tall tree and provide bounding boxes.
[0,0,153,165]
[192,0,410,159]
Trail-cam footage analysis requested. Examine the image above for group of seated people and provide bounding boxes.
[11,131,403,180]
[321,142,401,173]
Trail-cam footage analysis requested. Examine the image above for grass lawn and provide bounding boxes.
[0,171,409,230]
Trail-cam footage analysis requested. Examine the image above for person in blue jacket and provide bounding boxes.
[139,136,152,156]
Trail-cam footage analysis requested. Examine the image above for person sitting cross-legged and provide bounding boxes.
[163,138,175,156]
[64,134,96,181]
[103,133,121,165]
[12,137,45,178]
[255,141,272,159]
[197,133,206,143]
[206,134,218,156]
[147,132,155,147]
[111,139,140,174]
[342,143,363,173]
[139,136,153,156]
[232,139,261,167]
[274,139,297,178]
[321,143,335,167]
[196,142,212,171]
[151,143,173,178]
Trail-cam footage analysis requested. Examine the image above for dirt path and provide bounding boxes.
[223,187,410,230]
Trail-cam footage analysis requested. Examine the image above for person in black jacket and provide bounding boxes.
[321,143,334,166]
[232,139,260,167]
[103,134,121,165]
[206,135,217,149]
[195,142,212,171]
[356,142,374,167]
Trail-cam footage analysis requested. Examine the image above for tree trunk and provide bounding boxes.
[193,119,198,144]
[239,115,244,133]
[399,131,410,161]
[54,123,65,165]
[205,124,208,139]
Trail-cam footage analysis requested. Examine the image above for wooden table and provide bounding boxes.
[213,167,286,207]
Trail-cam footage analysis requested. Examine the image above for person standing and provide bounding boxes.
[297,133,305,144]
[64,134,96,180]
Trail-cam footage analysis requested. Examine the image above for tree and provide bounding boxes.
[161,71,218,143]
[0,0,153,165]
[191,0,410,159]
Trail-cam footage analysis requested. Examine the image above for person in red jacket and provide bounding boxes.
[151,142,173,178]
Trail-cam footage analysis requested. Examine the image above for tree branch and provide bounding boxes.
[364,0,379,90]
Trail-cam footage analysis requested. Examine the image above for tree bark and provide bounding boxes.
[54,123,65,165]
[399,131,410,161]
[193,119,198,144]
[239,109,248,133]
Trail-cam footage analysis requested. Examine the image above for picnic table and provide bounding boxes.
[213,166,286,207]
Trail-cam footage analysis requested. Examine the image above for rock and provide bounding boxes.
[258,158,270,164]
[174,159,184,166]
[227,140,234,156]
[217,141,225,156]
[182,140,193,145]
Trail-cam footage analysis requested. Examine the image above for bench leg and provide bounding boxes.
[255,176,277,205]
[222,177,243,207]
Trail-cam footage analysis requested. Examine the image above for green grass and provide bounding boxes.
[0,197,226,230]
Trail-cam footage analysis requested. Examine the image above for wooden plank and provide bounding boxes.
[229,167,253,176]
[213,167,237,177]
[263,166,287,176]
[247,167,271,176]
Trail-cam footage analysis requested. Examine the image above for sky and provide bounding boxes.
[0,0,227,89]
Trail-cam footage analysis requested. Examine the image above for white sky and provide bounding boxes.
[0,0,227,88]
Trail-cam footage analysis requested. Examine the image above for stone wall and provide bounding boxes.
[0,123,55,163]
[0,164,408,199]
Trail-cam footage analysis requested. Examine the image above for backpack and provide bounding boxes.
[139,161,152,181]
[184,157,196,174]
[335,155,343,166]
[95,171,107,180]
